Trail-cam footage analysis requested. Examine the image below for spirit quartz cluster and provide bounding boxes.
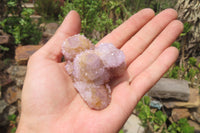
[62,34,126,110]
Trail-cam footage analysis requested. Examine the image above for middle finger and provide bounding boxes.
[121,9,178,65]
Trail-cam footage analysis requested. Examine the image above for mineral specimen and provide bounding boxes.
[62,34,94,61]
[62,34,126,110]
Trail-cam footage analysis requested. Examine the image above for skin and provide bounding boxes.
[17,9,183,133]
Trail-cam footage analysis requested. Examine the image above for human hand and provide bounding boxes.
[17,9,183,133]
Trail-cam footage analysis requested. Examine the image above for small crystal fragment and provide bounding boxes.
[95,43,126,77]
[74,81,111,110]
[62,34,94,61]
[73,50,110,85]
[62,34,126,110]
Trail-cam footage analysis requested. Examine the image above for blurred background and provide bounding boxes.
[0,0,199,132]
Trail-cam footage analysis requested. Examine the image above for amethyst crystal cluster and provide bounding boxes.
[62,34,126,110]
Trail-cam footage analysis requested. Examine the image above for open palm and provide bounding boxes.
[17,9,183,133]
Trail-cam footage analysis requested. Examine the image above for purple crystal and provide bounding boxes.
[74,81,111,110]
[62,34,94,61]
[73,50,110,85]
[62,34,126,110]
[95,43,126,77]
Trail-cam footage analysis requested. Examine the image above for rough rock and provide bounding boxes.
[0,73,13,91]
[0,100,8,114]
[150,100,163,110]
[123,114,145,133]
[30,15,42,23]
[0,113,9,126]
[188,120,200,133]
[15,77,25,87]
[4,86,21,104]
[17,100,21,114]
[43,23,59,38]
[0,103,18,127]
[198,107,200,114]
[22,3,34,8]
[171,108,191,122]
[15,45,42,65]
[8,105,17,115]
[0,35,9,44]
[0,60,6,71]
[7,65,27,87]
[163,88,200,108]
[192,112,200,124]
[7,65,27,77]
[149,78,190,101]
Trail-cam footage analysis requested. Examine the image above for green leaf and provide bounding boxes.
[188,57,197,66]
[180,22,191,36]
[172,41,181,50]
[11,127,16,133]
[0,45,9,51]
[155,111,167,123]
[8,114,16,121]
[143,96,150,105]
[7,1,17,7]
[153,124,160,131]
[118,129,124,133]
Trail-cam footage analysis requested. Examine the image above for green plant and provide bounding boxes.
[136,96,194,133]
[188,57,197,66]
[8,114,17,133]
[167,66,180,79]
[59,0,130,42]
[0,0,42,45]
[125,0,175,13]
[168,118,194,133]
[3,58,12,66]
[136,96,168,132]
[172,41,181,51]
[0,45,9,51]
[180,22,191,37]
[118,129,124,133]
[34,0,61,20]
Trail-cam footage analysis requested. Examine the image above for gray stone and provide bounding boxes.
[7,65,27,77]
[7,65,27,87]
[8,106,17,115]
[43,23,59,38]
[22,3,34,8]
[15,77,25,87]
[0,100,8,114]
[197,107,200,114]
[0,35,9,44]
[0,113,9,126]
[0,72,13,91]
[163,88,200,108]
[123,114,145,133]
[148,78,190,101]
[17,100,21,114]
[192,112,200,124]
[30,15,42,19]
